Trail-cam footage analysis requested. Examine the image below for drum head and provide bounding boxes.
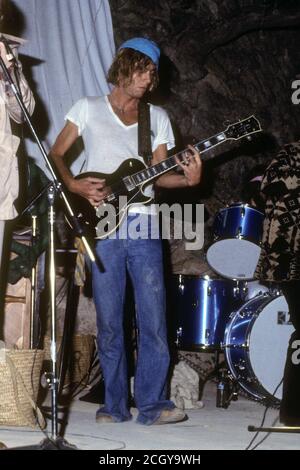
[206,238,261,280]
[249,296,294,400]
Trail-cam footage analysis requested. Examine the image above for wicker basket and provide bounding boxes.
[0,349,45,427]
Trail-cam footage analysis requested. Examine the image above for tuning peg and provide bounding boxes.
[246,136,252,141]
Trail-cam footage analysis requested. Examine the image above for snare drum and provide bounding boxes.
[170,275,245,351]
[224,293,294,404]
[206,204,264,280]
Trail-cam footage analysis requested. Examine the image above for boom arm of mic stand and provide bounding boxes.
[0,55,101,269]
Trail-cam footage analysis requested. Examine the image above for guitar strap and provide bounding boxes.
[138,100,152,167]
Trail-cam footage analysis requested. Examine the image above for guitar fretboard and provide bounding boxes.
[130,132,226,186]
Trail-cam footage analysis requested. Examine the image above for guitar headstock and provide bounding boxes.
[224,115,262,140]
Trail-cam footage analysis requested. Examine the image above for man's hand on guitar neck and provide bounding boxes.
[69,176,107,207]
[175,145,202,186]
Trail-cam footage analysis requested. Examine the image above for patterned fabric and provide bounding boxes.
[255,142,300,282]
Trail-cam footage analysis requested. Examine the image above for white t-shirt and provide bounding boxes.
[65,95,175,213]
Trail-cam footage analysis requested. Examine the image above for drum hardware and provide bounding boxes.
[216,370,230,408]
[244,281,270,300]
[170,274,293,409]
[238,310,247,318]
[178,275,184,293]
[179,284,184,294]
[233,283,248,298]
[277,311,291,325]
[216,367,239,409]
[222,342,248,349]
[273,288,283,297]
[176,327,183,348]
[236,359,246,371]
[236,306,256,318]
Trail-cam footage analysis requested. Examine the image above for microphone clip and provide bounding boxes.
[0,34,17,65]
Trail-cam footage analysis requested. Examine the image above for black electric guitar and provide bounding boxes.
[68,115,262,239]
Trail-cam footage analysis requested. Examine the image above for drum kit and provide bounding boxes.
[171,203,294,408]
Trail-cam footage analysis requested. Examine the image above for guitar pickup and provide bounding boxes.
[123,176,136,191]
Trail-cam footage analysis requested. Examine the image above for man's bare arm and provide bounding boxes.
[50,120,106,205]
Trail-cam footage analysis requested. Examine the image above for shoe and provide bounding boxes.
[153,407,188,425]
[95,413,115,424]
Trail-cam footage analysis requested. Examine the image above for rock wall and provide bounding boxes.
[109,0,300,274]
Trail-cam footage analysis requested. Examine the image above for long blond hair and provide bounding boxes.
[107,48,159,91]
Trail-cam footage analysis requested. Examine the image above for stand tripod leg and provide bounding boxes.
[215,350,228,408]
[248,425,300,434]
[215,350,238,408]
[48,187,59,439]
[30,216,37,349]
[58,270,80,397]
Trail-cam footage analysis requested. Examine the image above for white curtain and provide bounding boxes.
[13,0,115,175]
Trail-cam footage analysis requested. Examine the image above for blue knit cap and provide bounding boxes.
[119,37,160,67]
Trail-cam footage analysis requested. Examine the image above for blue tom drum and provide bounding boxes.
[170,275,245,351]
[206,204,264,280]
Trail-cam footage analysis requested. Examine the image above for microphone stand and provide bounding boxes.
[0,49,101,450]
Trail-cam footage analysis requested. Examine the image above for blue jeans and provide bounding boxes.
[91,214,175,424]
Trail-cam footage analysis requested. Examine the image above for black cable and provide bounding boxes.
[250,416,279,450]
[245,378,283,450]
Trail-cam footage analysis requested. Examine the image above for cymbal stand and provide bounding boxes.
[30,215,37,349]
[215,350,238,409]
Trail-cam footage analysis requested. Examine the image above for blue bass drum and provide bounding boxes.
[224,293,294,404]
[206,204,264,280]
[171,275,245,351]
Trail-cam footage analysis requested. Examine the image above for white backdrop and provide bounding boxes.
[13,0,115,176]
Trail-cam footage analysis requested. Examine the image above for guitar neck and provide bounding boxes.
[130,131,226,186]
[192,132,227,158]
[130,114,261,186]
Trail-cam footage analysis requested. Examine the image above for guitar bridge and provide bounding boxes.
[122,176,136,191]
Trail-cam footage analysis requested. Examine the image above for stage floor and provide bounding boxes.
[0,381,299,451]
